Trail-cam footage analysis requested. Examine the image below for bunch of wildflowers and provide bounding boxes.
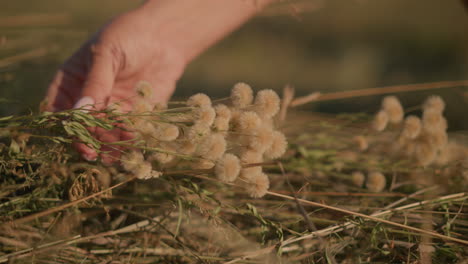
[119,82,287,198]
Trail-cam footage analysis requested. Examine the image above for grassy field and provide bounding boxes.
[0,1,467,263]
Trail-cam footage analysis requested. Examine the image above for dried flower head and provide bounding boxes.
[366,171,386,192]
[133,100,153,113]
[121,151,144,172]
[154,123,179,141]
[429,130,448,149]
[188,123,211,141]
[238,111,261,132]
[352,171,365,187]
[135,121,155,137]
[372,110,389,132]
[197,133,227,160]
[135,162,153,180]
[245,172,270,198]
[414,139,437,166]
[264,131,287,159]
[353,135,368,151]
[153,102,167,111]
[422,109,447,132]
[178,140,197,155]
[187,93,211,108]
[423,95,445,113]
[151,150,175,164]
[401,115,421,139]
[194,106,216,126]
[248,126,274,153]
[213,104,231,132]
[231,82,253,108]
[239,150,263,177]
[135,81,153,100]
[382,96,404,124]
[241,149,263,164]
[254,89,280,119]
[215,153,241,182]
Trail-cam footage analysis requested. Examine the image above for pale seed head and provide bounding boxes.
[254,89,280,119]
[231,82,253,108]
[187,93,211,108]
[264,131,287,160]
[366,171,386,192]
[423,95,445,113]
[215,153,241,182]
[382,96,404,124]
[372,110,389,132]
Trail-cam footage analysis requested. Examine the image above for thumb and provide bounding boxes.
[77,44,118,110]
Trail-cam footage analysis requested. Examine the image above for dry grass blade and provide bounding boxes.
[0,13,71,27]
[279,84,295,122]
[314,80,468,102]
[290,91,320,107]
[268,191,468,246]
[0,47,51,68]
[4,176,136,227]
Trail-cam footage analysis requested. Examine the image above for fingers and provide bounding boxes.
[46,70,81,112]
[79,44,118,110]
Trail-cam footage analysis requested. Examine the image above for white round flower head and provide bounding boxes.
[238,111,261,132]
[151,151,175,164]
[245,172,270,198]
[414,138,437,166]
[154,123,179,141]
[264,131,287,160]
[135,81,153,100]
[248,126,274,153]
[187,93,211,108]
[135,162,153,180]
[401,115,422,139]
[352,171,365,187]
[231,82,253,108]
[213,104,232,132]
[178,140,197,155]
[121,151,144,172]
[188,123,211,141]
[153,102,167,111]
[215,154,241,182]
[197,133,227,160]
[353,135,368,151]
[133,99,153,113]
[151,170,162,179]
[214,104,232,119]
[372,110,389,132]
[422,109,447,133]
[429,130,448,150]
[194,106,216,126]
[382,96,404,124]
[254,89,280,119]
[135,121,155,137]
[366,172,386,192]
[240,150,264,178]
[423,95,445,113]
[241,149,263,164]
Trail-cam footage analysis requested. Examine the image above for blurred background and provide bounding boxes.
[1,0,468,129]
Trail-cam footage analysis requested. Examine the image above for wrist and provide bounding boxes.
[139,0,275,63]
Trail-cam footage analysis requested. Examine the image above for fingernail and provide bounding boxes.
[83,153,97,162]
[74,96,95,112]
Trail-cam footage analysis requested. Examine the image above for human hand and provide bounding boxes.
[46,5,187,163]
[46,0,274,164]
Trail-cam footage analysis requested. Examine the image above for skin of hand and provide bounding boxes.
[46,0,274,164]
